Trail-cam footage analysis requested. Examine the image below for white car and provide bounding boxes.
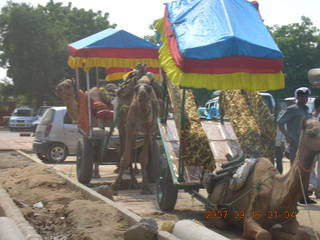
[32,106,52,132]
[204,92,275,117]
[9,106,35,131]
[284,97,315,113]
[33,107,80,163]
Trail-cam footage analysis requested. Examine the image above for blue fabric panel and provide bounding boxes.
[70,29,158,49]
[166,0,283,59]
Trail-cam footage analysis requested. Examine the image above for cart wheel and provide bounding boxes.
[76,136,93,184]
[156,155,178,211]
[148,140,161,183]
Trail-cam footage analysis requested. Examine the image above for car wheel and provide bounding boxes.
[36,153,48,162]
[47,143,67,163]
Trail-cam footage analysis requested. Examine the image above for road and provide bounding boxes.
[1,128,320,239]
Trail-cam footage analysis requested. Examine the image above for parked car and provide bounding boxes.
[9,106,35,131]
[284,97,315,113]
[33,106,80,163]
[204,92,275,117]
[32,106,52,132]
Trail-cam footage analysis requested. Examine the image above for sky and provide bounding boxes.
[0,0,320,80]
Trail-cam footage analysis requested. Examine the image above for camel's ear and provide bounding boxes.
[301,118,307,130]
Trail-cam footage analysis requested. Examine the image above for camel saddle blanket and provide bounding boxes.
[229,158,258,191]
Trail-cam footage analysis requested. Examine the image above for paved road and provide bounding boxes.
[0,128,34,151]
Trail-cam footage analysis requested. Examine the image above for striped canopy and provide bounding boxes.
[157,0,285,90]
[67,29,160,72]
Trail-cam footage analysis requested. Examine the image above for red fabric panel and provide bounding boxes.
[96,110,114,121]
[163,7,283,74]
[68,46,158,58]
[176,56,283,74]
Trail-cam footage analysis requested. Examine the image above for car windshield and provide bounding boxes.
[40,109,55,125]
[284,98,315,113]
[12,110,32,116]
[38,107,50,116]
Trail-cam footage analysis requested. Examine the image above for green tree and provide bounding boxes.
[269,17,320,97]
[0,1,116,107]
[143,19,161,46]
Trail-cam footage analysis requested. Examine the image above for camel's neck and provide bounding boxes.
[277,139,316,208]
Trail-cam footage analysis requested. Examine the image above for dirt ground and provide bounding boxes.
[0,151,130,240]
[1,149,320,240]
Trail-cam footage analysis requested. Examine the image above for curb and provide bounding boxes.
[0,186,42,240]
[16,150,180,240]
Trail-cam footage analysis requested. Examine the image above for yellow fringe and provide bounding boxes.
[68,56,160,72]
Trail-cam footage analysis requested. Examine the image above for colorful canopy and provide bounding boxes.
[157,0,285,90]
[67,29,160,71]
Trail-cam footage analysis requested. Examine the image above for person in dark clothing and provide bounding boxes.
[277,87,316,204]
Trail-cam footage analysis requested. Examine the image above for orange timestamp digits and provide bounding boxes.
[205,210,297,220]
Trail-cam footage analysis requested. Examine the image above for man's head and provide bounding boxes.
[294,87,311,105]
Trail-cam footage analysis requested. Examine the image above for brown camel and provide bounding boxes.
[55,79,78,122]
[207,119,320,240]
[112,74,160,194]
[55,79,116,123]
[113,64,162,174]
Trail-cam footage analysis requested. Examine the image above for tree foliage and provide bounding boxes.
[143,19,161,46]
[269,17,320,97]
[0,0,116,106]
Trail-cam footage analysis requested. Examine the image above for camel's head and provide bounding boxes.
[134,76,153,103]
[55,79,75,99]
[301,119,320,153]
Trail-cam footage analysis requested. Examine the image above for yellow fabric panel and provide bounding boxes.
[156,18,285,91]
[105,72,160,81]
[68,56,160,72]
[105,72,127,81]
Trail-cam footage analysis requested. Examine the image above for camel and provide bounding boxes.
[55,79,116,123]
[55,79,78,122]
[55,79,117,177]
[112,70,161,194]
[207,119,320,240]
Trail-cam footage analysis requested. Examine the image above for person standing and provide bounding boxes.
[277,87,315,204]
[309,97,320,198]
[278,87,311,164]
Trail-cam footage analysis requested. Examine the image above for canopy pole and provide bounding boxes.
[178,88,186,182]
[86,72,92,138]
[95,67,99,85]
[75,68,80,91]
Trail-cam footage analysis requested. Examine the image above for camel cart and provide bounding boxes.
[155,0,285,211]
[66,29,161,184]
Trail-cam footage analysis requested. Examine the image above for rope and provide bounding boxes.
[297,167,320,240]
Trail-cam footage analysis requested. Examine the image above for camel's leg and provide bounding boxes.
[113,113,136,190]
[243,217,272,240]
[129,167,139,189]
[140,130,153,194]
[114,121,125,174]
